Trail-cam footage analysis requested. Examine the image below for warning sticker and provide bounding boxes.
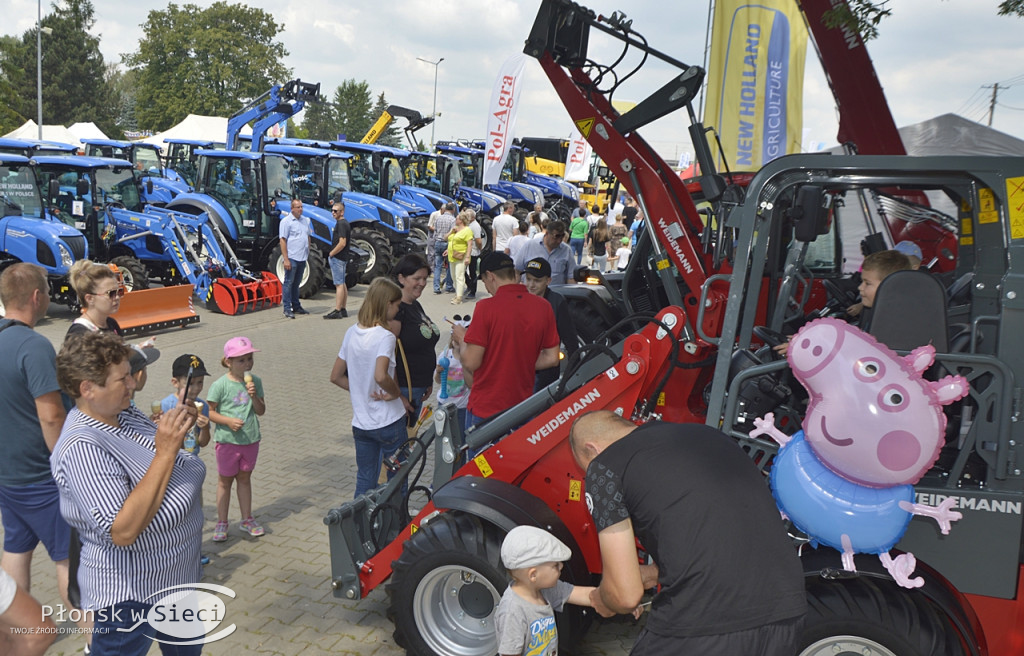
[575,117,595,139]
[1006,177,1024,240]
[569,479,581,502]
[474,455,493,477]
[978,188,998,224]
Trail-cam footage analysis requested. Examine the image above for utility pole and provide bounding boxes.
[988,83,999,127]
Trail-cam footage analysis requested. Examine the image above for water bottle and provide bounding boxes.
[438,355,450,401]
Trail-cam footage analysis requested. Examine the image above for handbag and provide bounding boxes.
[396,339,418,438]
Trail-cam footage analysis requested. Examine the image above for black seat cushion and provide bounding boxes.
[868,270,949,352]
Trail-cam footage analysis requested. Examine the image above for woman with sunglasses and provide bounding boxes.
[65,260,127,339]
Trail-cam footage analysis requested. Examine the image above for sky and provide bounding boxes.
[5,0,1024,163]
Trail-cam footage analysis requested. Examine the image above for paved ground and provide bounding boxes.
[10,278,642,655]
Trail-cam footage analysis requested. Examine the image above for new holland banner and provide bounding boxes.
[704,0,808,171]
[482,54,527,186]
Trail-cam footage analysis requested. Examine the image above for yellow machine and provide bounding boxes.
[361,106,435,146]
[520,137,619,212]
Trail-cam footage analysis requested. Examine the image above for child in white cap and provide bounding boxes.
[495,525,640,656]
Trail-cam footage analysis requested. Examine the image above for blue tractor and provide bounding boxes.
[262,142,417,282]
[435,142,545,220]
[0,153,86,308]
[80,139,190,206]
[0,137,79,158]
[164,138,220,189]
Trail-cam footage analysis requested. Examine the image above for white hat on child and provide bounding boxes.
[501,526,571,569]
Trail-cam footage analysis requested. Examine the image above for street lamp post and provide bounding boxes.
[37,0,43,139]
[416,56,444,147]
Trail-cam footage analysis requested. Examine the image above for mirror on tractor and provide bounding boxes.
[76,179,90,197]
[790,185,830,243]
[146,178,154,194]
[48,179,60,202]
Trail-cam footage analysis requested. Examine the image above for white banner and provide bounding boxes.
[563,125,592,182]
[482,54,527,186]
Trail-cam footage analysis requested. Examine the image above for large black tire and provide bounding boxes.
[410,218,430,258]
[798,577,971,656]
[387,512,505,656]
[477,216,494,256]
[350,226,394,283]
[109,255,150,291]
[267,245,325,299]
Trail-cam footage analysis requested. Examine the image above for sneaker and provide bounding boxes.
[433,290,442,295]
[465,292,476,298]
[293,307,309,315]
[201,554,211,565]
[284,311,295,319]
[324,309,342,320]
[212,521,228,542]
[340,309,348,318]
[240,517,265,537]
[445,288,456,294]
[450,297,463,305]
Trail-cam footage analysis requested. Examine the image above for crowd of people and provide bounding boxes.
[0,190,827,656]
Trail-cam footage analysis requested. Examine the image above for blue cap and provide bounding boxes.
[894,241,923,260]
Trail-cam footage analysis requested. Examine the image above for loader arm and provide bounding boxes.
[361,105,435,146]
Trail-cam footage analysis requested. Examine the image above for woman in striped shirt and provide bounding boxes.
[51,331,206,655]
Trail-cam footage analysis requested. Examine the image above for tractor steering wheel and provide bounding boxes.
[823,278,858,308]
[753,325,789,349]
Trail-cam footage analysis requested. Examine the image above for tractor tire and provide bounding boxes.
[109,256,150,292]
[410,218,430,258]
[387,512,505,656]
[351,226,394,283]
[797,576,971,656]
[477,216,494,256]
[267,245,324,299]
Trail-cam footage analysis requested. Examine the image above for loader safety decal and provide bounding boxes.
[474,454,494,477]
[575,117,595,139]
[569,479,582,502]
[978,188,998,225]
[1007,177,1024,240]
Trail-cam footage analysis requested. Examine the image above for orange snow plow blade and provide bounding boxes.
[208,273,282,315]
[111,284,200,336]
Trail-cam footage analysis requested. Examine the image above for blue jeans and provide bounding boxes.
[281,258,306,312]
[433,242,453,292]
[91,599,203,655]
[570,238,585,264]
[352,416,408,497]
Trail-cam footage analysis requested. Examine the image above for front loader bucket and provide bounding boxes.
[111,284,200,336]
[209,273,282,315]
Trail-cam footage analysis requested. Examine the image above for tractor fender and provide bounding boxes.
[798,547,985,655]
[166,193,237,240]
[432,476,591,586]
[456,186,503,216]
[341,193,410,235]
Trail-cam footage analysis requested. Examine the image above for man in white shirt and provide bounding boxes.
[492,202,519,254]
[279,198,313,318]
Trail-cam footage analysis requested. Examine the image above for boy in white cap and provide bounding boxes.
[495,525,640,656]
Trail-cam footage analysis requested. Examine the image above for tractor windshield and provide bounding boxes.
[0,164,43,218]
[95,167,144,212]
[403,154,441,193]
[202,157,260,232]
[382,155,404,194]
[325,158,352,205]
[134,147,163,177]
[264,156,294,202]
[286,153,321,205]
[500,149,522,183]
[347,153,378,195]
[167,144,200,187]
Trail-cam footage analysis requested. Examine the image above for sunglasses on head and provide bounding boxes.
[94,287,125,300]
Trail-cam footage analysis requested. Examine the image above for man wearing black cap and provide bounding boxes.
[524,257,579,391]
[452,252,560,432]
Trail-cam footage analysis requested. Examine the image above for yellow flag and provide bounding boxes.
[704,0,808,171]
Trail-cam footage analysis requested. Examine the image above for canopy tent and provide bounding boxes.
[67,121,108,142]
[139,114,249,153]
[3,119,81,146]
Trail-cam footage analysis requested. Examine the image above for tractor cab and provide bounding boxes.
[165,138,219,188]
[0,137,78,158]
[81,139,187,204]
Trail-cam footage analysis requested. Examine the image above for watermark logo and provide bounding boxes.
[122,583,237,645]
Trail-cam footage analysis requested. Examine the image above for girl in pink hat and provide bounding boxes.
[206,336,268,542]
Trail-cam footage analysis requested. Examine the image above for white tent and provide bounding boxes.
[67,121,108,142]
[140,114,249,153]
[3,119,81,146]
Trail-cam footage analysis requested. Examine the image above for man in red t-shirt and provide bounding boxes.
[452,252,560,432]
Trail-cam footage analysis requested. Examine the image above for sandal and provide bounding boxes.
[212,521,228,542]
[240,517,265,537]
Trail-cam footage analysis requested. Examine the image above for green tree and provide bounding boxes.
[830,1,1023,41]
[124,2,291,131]
[0,36,29,134]
[2,0,116,134]
[299,95,338,141]
[333,79,374,142]
[105,64,137,138]
[371,92,404,148]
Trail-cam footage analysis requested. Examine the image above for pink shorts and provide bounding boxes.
[215,441,260,477]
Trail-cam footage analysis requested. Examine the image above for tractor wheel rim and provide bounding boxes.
[275,256,310,287]
[799,636,899,656]
[412,565,500,656]
[352,239,376,271]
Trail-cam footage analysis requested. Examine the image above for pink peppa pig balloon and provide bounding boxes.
[750,317,969,588]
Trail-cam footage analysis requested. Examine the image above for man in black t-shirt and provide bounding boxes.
[325,202,351,319]
[570,411,806,655]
